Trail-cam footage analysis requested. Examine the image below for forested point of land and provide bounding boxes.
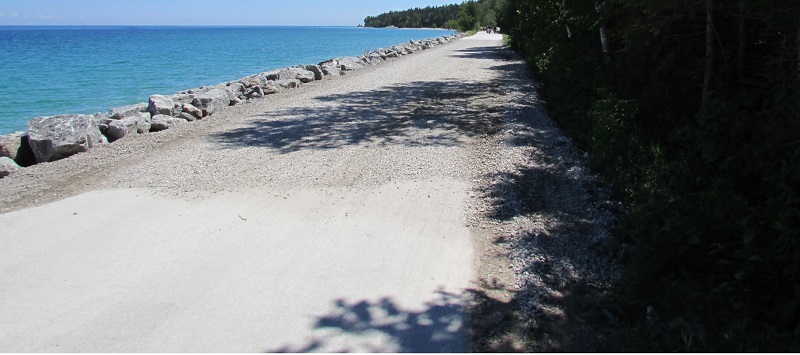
[363,5,461,29]
[367,0,800,351]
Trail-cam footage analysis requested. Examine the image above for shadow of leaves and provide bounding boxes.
[267,290,471,353]
[209,80,511,153]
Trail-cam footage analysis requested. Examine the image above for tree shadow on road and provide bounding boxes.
[210,80,508,153]
[267,290,469,353]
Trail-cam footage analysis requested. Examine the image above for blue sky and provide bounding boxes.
[0,0,460,26]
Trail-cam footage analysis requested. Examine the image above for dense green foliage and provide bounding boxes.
[501,0,800,351]
[363,1,506,31]
[363,4,461,28]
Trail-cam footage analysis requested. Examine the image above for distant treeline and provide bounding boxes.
[363,4,461,29]
[363,1,505,31]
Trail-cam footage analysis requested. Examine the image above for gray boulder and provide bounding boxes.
[147,95,176,117]
[263,82,282,94]
[179,112,197,122]
[239,76,264,89]
[0,156,19,178]
[279,67,315,83]
[27,114,107,163]
[106,112,151,141]
[321,63,341,76]
[191,88,231,116]
[260,69,282,81]
[274,79,301,89]
[302,65,324,81]
[337,57,366,71]
[108,102,148,120]
[0,132,24,161]
[247,86,265,98]
[181,103,204,119]
[225,82,246,96]
[149,114,184,132]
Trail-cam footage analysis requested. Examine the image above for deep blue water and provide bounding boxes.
[0,26,453,135]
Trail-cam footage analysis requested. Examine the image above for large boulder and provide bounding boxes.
[147,95,176,117]
[274,79,301,89]
[0,132,24,161]
[27,114,107,163]
[263,82,282,94]
[0,156,19,178]
[239,76,264,89]
[303,65,324,81]
[225,82,246,96]
[191,89,231,116]
[279,67,315,83]
[149,114,184,132]
[106,113,151,141]
[108,102,148,120]
[181,103,204,119]
[321,62,341,76]
[337,57,366,71]
[260,69,282,81]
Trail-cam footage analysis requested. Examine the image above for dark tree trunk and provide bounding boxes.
[738,0,746,83]
[595,0,611,63]
[702,0,715,105]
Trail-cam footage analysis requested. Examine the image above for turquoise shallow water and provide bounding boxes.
[0,26,453,135]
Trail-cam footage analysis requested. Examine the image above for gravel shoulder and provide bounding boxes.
[0,32,620,352]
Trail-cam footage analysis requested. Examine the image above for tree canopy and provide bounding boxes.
[502,0,800,351]
[363,4,461,29]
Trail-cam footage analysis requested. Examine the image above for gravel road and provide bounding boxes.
[0,32,506,352]
[0,32,621,352]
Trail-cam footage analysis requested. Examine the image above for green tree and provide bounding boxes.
[503,0,800,351]
[457,1,478,31]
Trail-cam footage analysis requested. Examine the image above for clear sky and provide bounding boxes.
[0,0,461,26]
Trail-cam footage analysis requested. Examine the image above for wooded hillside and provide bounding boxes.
[363,5,461,28]
[501,0,800,351]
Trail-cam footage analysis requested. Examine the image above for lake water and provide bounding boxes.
[0,26,454,135]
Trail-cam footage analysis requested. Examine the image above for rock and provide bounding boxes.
[274,79,301,89]
[337,57,366,71]
[27,114,107,163]
[239,76,262,89]
[179,112,197,122]
[0,156,19,178]
[0,132,24,161]
[302,65,324,81]
[247,86,265,99]
[147,95,176,117]
[279,67,315,83]
[263,82,281,94]
[191,88,231,116]
[229,96,242,106]
[108,102,148,120]
[149,114,184,132]
[321,64,341,76]
[260,69,282,81]
[107,113,151,141]
[226,82,246,95]
[181,103,204,119]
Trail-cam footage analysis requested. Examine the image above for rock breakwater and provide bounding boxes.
[0,34,462,177]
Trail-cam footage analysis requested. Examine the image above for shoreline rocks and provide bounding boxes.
[27,114,107,163]
[0,32,463,178]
